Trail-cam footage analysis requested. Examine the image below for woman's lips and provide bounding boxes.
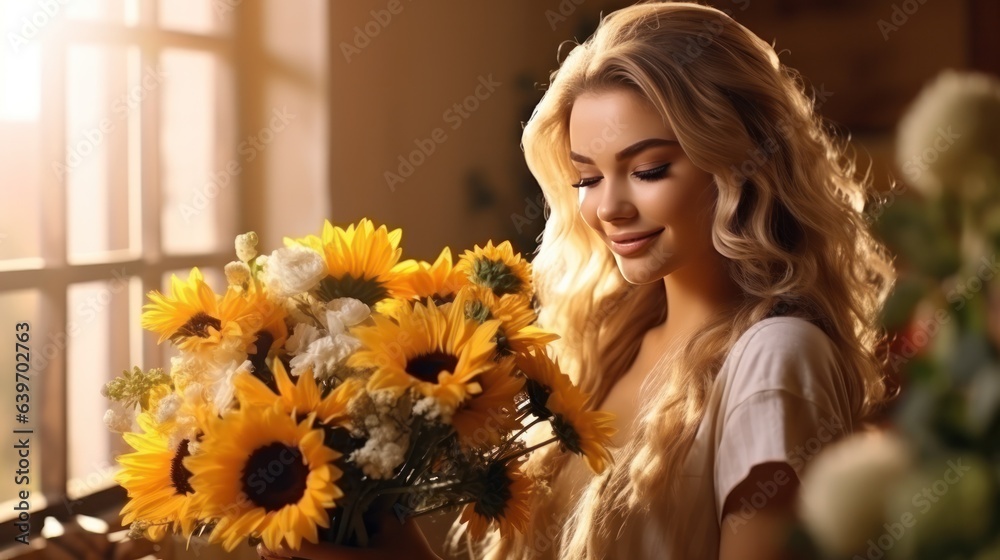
[609,229,663,257]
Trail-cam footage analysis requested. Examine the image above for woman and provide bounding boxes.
[260,1,895,558]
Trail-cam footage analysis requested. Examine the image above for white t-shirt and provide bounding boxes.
[605,316,858,558]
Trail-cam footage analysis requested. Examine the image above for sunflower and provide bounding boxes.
[347,292,501,411]
[397,247,470,305]
[513,349,575,420]
[236,283,289,360]
[546,387,617,475]
[456,240,533,299]
[461,284,558,358]
[141,268,255,354]
[287,218,414,310]
[235,358,360,427]
[452,357,525,448]
[186,405,342,552]
[459,461,532,540]
[115,412,198,541]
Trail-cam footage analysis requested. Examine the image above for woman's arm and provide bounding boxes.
[719,461,801,560]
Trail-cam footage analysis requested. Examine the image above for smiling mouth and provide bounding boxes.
[613,230,663,243]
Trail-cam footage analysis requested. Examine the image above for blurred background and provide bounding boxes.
[0,0,996,558]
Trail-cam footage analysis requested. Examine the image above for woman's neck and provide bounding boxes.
[654,251,743,346]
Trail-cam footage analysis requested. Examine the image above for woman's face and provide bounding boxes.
[568,88,718,285]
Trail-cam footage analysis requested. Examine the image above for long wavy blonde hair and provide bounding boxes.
[450,2,896,558]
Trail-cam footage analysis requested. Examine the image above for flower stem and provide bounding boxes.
[408,498,477,519]
[491,417,544,461]
[499,436,559,463]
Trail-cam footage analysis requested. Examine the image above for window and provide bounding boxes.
[0,0,238,543]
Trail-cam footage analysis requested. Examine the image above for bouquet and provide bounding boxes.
[103,218,617,553]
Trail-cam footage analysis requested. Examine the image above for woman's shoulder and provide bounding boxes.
[717,315,846,412]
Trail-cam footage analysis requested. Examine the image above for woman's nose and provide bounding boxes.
[596,180,636,223]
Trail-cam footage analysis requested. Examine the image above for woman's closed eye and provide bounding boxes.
[570,163,671,189]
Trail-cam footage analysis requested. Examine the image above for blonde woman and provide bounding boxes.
[260,2,895,559]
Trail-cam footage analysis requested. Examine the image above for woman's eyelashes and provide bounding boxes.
[570,163,671,189]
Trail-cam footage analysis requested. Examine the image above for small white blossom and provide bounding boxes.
[289,334,361,380]
[224,261,251,287]
[286,323,322,355]
[324,298,371,334]
[413,396,452,424]
[348,418,409,479]
[103,400,136,433]
[263,246,327,297]
[154,393,182,425]
[350,440,406,479]
[235,232,259,263]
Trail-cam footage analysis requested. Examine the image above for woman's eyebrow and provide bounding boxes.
[569,138,679,164]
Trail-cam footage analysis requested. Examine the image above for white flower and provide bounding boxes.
[154,393,182,425]
[896,70,1000,200]
[798,430,913,557]
[348,419,409,479]
[170,354,251,415]
[103,400,136,433]
[288,334,360,380]
[323,298,371,334]
[286,323,322,355]
[210,359,253,412]
[263,246,327,297]
[413,396,452,424]
[235,231,259,262]
[224,261,251,287]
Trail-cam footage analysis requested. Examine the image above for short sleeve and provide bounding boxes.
[713,318,853,525]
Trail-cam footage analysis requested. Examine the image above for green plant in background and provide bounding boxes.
[792,70,1000,560]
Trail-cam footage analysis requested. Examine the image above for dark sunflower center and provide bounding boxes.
[174,312,222,340]
[494,328,512,359]
[551,414,583,455]
[432,292,456,306]
[405,352,459,384]
[170,439,195,495]
[242,443,308,512]
[315,274,389,307]
[474,462,513,520]
[464,300,492,323]
[471,259,523,297]
[524,378,552,420]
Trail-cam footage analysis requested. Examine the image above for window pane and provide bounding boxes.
[67,277,131,498]
[65,45,136,262]
[0,289,42,508]
[159,0,230,36]
[0,3,43,261]
[65,0,131,24]
[160,49,235,255]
